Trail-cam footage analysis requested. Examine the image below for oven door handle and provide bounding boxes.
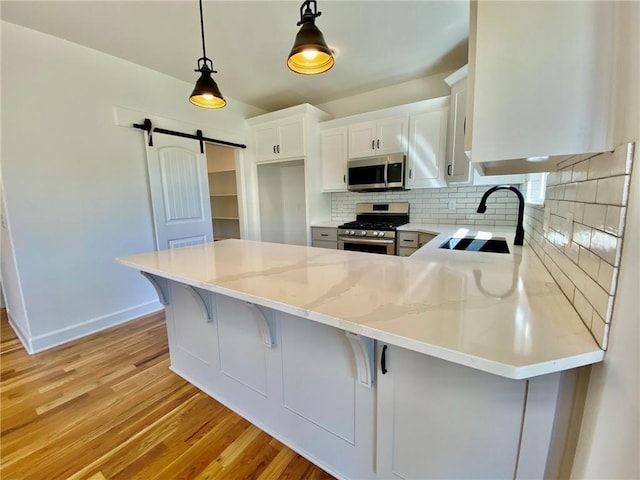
[339,237,395,245]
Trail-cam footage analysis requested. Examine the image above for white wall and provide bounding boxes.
[316,71,454,119]
[570,1,640,478]
[0,22,263,352]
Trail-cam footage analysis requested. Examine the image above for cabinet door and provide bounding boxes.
[377,344,526,479]
[469,1,614,166]
[321,127,348,191]
[277,118,304,160]
[348,121,377,158]
[254,123,279,162]
[376,116,407,155]
[447,78,472,184]
[406,108,448,188]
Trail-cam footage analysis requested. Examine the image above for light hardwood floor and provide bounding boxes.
[0,309,335,480]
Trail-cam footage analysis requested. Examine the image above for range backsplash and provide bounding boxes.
[331,185,521,226]
[524,142,635,349]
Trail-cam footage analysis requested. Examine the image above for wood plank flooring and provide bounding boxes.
[0,309,335,480]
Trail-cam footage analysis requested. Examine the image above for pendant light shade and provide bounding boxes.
[189,0,226,108]
[287,0,334,75]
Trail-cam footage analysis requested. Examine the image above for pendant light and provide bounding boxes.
[189,0,226,108]
[287,0,334,75]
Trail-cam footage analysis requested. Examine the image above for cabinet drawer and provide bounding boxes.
[312,227,338,242]
[418,232,437,247]
[397,247,417,257]
[312,240,338,250]
[397,232,418,248]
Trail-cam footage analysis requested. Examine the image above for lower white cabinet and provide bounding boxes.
[377,344,525,479]
[161,279,568,480]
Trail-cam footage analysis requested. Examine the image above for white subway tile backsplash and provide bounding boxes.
[576,180,598,202]
[330,184,523,226]
[578,247,600,280]
[582,204,607,230]
[596,175,629,206]
[590,313,608,349]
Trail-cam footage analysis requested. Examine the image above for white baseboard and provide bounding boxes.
[28,301,162,354]
[7,313,34,354]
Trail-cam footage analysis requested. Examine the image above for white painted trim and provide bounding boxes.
[28,301,162,354]
[7,312,34,354]
[112,105,245,146]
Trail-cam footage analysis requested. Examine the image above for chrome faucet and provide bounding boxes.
[477,185,525,246]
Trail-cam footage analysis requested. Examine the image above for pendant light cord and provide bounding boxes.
[199,0,207,60]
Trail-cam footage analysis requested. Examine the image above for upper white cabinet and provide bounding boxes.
[253,117,305,163]
[320,126,348,192]
[466,0,617,174]
[406,108,448,189]
[444,66,472,184]
[349,116,408,159]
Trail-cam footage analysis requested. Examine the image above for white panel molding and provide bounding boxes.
[29,301,161,354]
[245,302,275,348]
[140,271,169,305]
[182,285,215,323]
[345,332,375,388]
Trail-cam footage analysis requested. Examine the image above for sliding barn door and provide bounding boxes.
[145,134,213,250]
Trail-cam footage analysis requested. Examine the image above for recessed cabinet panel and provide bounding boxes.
[377,345,526,479]
[321,127,348,192]
[446,73,472,184]
[406,108,448,188]
[216,295,268,396]
[253,118,305,163]
[348,117,407,159]
[169,282,216,366]
[280,313,356,444]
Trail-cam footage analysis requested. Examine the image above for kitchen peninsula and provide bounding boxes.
[117,234,603,479]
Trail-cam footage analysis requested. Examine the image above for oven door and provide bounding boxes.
[338,237,396,255]
[347,158,387,191]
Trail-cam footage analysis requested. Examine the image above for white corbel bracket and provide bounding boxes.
[182,285,215,323]
[245,302,275,348]
[345,332,375,388]
[140,271,169,305]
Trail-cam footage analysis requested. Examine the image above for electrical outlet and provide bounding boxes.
[448,199,456,211]
[565,212,574,245]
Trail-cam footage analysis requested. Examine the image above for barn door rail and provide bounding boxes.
[133,118,247,152]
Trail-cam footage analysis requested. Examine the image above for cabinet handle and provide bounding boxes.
[371,140,375,150]
[402,239,414,243]
[377,139,380,149]
[447,164,452,176]
[409,169,412,179]
[321,233,329,237]
[463,117,466,135]
[273,145,276,154]
[381,345,388,374]
[277,145,280,154]
[343,174,346,183]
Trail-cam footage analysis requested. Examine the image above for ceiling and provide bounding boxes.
[1,1,470,112]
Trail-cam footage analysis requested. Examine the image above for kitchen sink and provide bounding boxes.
[438,236,510,254]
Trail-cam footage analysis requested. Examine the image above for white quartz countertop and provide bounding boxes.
[117,233,604,380]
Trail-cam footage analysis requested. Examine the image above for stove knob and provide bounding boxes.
[378,231,385,237]
[349,230,355,235]
[371,231,379,237]
[361,231,367,236]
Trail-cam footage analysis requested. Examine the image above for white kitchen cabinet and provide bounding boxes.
[444,65,472,185]
[349,116,408,159]
[406,108,448,189]
[253,117,304,163]
[377,344,526,479]
[320,127,348,192]
[466,1,617,174]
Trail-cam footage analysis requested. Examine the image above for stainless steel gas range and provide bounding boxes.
[338,202,410,255]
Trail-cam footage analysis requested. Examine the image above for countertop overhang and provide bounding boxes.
[117,231,604,380]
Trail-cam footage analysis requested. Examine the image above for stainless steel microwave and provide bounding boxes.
[347,154,406,192]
